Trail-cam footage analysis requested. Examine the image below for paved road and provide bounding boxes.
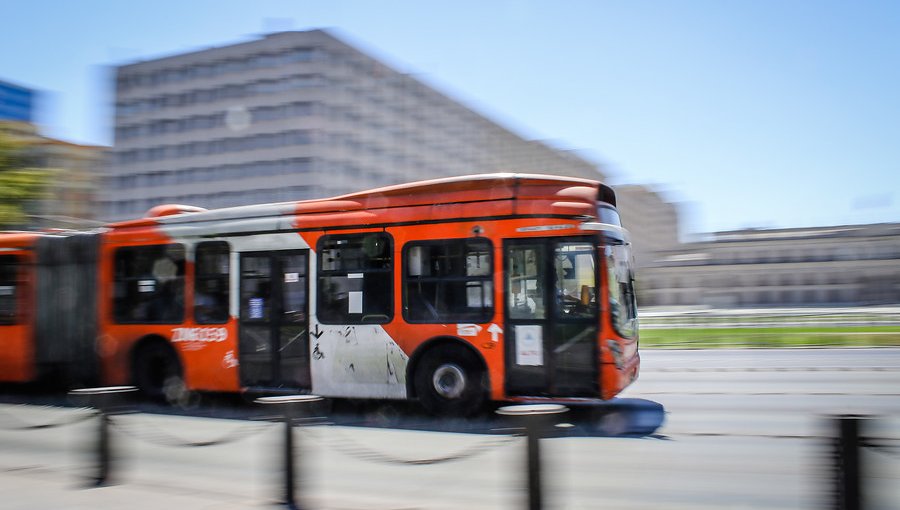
[1,348,899,509]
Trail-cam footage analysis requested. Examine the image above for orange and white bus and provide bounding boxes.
[0,173,639,415]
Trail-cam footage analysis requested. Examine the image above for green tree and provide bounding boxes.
[0,130,49,229]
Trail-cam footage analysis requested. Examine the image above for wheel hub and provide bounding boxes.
[432,364,466,399]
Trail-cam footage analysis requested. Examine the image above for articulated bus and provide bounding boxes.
[0,173,639,415]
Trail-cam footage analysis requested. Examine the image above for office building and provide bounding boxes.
[104,29,605,221]
[0,79,35,123]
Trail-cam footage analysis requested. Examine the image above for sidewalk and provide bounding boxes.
[1,464,270,510]
[0,404,515,510]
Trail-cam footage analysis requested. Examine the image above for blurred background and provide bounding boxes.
[2,2,899,508]
[2,2,897,334]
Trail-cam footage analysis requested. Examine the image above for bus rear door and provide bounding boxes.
[238,250,310,389]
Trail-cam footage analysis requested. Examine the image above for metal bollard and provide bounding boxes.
[497,404,569,510]
[832,415,864,510]
[256,395,323,510]
[68,386,137,487]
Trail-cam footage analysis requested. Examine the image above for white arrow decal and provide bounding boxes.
[487,323,503,342]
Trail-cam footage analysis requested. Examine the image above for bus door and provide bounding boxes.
[504,238,599,397]
[238,250,310,389]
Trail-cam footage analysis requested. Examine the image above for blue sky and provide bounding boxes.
[2,0,898,234]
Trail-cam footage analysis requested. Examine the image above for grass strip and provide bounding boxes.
[639,326,900,348]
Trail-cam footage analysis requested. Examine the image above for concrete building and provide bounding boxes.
[640,223,900,307]
[103,29,606,221]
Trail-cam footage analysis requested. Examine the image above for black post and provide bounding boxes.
[497,404,569,510]
[256,395,323,510]
[283,406,296,508]
[834,415,863,510]
[97,410,111,485]
[68,386,137,487]
[525,417,543,510]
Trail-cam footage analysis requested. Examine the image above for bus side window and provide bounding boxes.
[194,241,230,324]
[402,238,493,323]
[507,247,545,320]
[0,255,21,325]
[113,244,186,324]
[317,233,393,324]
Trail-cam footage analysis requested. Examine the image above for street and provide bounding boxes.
[1,348,899,509]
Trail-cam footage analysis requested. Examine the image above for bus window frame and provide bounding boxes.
[112,243,186,325]
[316,232,394,325]
[0,254,22,325]
[552,241,599,321]
[402,237,494,324]
[193,241,231,325]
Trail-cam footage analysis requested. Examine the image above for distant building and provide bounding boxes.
[640,223,900,308]
[103,29,606,222]
[613,184,681,269]
[1,122,106,229]
[0,79,36,123]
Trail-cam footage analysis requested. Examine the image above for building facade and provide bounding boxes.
[1,122,106,229]
[640,223,900,308]
[103,29,606,221]
[0,79,35,123]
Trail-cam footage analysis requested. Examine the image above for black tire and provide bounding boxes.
[414,344,487,417]
[132,341,184,403]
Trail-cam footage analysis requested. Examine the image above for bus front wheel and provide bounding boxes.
[415,344,486,417]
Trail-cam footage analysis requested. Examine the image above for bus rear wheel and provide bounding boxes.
[132,341,184,403]
[415,344,486,417]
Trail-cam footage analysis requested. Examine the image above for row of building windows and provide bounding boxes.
[114,89,567,177]
[662,271,900,289]
[114,41,519,147]
[116,98,489,152]
[663,246,900,267]
[0,104,32,121]
[109,157,313,189]
[117,47,322,91]
[326,98,517,151]
[116,74,327,117]
[0,84,33,99]
[116,70,494,145]
[709,248,900,265]
[113,127,480,177]
[0,96,32,108]
[116,101,319,141]
[648,287,897,307]
[115,129,312,164]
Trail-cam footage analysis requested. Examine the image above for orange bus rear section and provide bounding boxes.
[0,232,100,385]
[0,173,640,413]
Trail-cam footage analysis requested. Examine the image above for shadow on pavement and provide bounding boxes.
[0,383,665,439]
[282,397,667,439]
